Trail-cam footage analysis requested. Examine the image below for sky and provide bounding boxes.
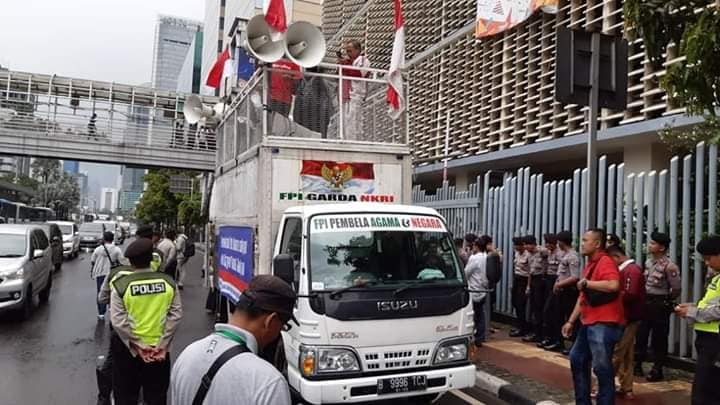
[1,0,204,201]
[0,0,205,85]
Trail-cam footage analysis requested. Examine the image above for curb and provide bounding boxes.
[474,369,559,405]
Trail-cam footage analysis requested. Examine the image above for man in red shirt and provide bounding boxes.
[268,59,301,135]
[562,228,624,405]
[608,244,645,399]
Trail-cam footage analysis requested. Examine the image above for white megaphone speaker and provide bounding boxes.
[244,14,285,63]
[284,21,326,68]
[183,95,224,124]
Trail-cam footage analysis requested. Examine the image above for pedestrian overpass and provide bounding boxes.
[0,69,218,171]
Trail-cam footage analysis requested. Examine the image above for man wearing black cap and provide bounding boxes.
[524,235,547,343]
[510,236,531,337]
[675,235,720,405]
[171,275,296,405]
[108,238,183,405]
[635,231,681,381]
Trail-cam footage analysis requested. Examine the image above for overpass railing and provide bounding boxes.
[215,63,409,167]
[0,70,220,152]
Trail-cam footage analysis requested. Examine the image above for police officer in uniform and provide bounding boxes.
[109,238,182,405]
[539,234,560,348]
[635,231,681,381]
[675,236,720,405]
[510,236,531,337]
[524,235,548,343]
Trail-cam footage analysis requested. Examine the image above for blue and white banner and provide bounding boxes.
[216,226,254,303]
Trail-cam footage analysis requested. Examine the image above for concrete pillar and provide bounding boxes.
[623,142,672,176]
[454,171,470,192]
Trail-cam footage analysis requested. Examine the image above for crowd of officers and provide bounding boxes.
[470,228,720,404]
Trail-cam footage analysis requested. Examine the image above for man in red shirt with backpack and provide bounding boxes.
[562,228,624,405]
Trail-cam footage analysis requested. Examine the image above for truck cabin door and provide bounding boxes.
[275,216,303,291]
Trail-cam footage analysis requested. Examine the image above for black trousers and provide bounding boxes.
[692,331,720,405]
[111,334,170,405]
[635,295,671,369]
[512,275,530,333]
[544,286,579,343]
[530,275,548,337]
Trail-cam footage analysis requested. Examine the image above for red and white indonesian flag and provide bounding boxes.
[386,0,405,119]
[301,160,375,194]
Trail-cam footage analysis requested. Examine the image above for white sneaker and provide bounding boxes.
[98,314,105,321]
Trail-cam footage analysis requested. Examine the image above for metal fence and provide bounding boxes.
[413,141,719,360]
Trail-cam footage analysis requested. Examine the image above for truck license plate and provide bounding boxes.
[377,375,427,395]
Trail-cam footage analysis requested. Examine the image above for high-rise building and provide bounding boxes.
[0,156,31,178]
[62,160,79,174]
[176,30,204,94]
[77,172,89,208]
[119,166,145,212]
[100,187,119,213]
[151,15,203,91]
[0,157,16,177]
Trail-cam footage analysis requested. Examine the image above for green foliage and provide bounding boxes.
[624,1,720,116]
[660,115,720,154]
[26,159,80,216]
[136,170,205,229]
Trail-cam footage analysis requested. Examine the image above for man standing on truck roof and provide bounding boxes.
[171,275,297,405]
[338,39,370,141]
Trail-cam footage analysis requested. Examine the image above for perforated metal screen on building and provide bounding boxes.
[322,0,679,165]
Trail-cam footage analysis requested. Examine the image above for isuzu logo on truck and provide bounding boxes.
[377,300,419,312]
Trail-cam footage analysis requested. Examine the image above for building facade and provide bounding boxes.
[322,0,688,190]
[151,15,204,91]
[62,160,79,174]
[176,30,205,94]
[119,166,145,213]
[100,187,118,213]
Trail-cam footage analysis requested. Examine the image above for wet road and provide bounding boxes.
[0,242,502,405]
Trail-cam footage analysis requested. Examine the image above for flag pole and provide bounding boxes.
[443,110,450,183]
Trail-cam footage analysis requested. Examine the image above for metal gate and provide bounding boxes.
[413,142,719,360]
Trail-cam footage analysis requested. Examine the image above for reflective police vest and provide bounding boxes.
[111,270,176,346]
[694,274,720,334]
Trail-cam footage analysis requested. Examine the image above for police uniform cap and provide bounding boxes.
[241,275,298,325]
[650,231,671,249]
[124,238,154,262]
[697,236,720,256]
[523,235,537,245]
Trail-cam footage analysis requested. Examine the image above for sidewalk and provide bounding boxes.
[472,323,693,404]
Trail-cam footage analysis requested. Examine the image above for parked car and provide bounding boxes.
[0,224,54,319]
[48,221,80,259]
[95,220,121,245]
[79,222,105,249]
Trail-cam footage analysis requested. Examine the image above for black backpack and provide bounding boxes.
[183,238,196,258]
[486,253,502,285]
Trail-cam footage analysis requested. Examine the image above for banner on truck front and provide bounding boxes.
[216,226,254,303]
[475,0,557,38]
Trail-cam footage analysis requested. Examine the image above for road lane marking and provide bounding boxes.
[449,389,486,404]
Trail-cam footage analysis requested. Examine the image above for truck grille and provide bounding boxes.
[361,346,433,371]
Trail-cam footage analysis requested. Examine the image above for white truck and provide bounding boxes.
[208,64,476,403]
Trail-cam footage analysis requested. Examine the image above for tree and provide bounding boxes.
[135,170,178,227]
[624,1,720,116]
[27,159,80,218]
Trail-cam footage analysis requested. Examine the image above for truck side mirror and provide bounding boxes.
[273,254,295,286]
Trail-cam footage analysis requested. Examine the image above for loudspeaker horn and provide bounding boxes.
[244,14,285,64]
[284,21,326,68]
[183,95,214,124]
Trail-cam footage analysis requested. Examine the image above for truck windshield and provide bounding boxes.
[309,219,463,290]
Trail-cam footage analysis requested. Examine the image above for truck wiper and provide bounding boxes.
[393,279,447,296]
[329,281,378,300]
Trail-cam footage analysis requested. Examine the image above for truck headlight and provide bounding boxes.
[300,346,360,376]
[1,268,24,281]
[433,338,469,364]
